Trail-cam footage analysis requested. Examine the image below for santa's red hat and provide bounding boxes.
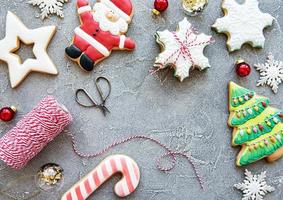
[100,0,133,22]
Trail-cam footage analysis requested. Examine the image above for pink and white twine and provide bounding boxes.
[0,96,72,169]
[0,96,204,188]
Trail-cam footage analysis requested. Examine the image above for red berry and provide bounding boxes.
[154,0,168,12]
[0,107,16,122]
[235,60,251,77]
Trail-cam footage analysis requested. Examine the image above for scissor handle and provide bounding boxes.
[75,89,98,108]
[95,76,111,105]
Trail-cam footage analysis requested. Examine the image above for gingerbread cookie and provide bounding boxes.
[212,0,274,52]
[61,155,140,200]
[153,18,213,82]
[0,11,57,88]
[65,0,136,72]
[228,82,283,166]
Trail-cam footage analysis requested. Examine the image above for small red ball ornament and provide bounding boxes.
[153,0,169,15]
[0,106,16,122]
[235,60,251,77]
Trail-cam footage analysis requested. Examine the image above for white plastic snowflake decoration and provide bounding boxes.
[234,170,275,200]
[154,18,213,82]
[28,0,68,20]
[255,53,283,93]
[212,0,274,52]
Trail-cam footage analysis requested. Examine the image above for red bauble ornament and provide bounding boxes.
[235,60,251,77]
[153,0,168,15]
[0,106,16,122]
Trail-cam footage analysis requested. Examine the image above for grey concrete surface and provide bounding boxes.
[0,0,282,199]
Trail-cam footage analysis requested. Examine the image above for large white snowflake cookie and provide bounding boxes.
[255,53,283,93]
[234,170,275,200]
[154,18,213,82]
[212,0,274,52]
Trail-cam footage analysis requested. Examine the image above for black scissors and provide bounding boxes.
[75,76,111,116]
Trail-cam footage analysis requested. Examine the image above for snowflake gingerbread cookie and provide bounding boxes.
[154,18,213,82]
[255,53,283,94]
[65,0,136,72]
[234,170,275,200]
[212,0,274,52]
[28,0,69,20]
[0,11,57,88]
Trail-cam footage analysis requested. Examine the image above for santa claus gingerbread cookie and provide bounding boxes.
[65,0,136,71]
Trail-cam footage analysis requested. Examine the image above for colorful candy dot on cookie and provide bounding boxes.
[228,82,283,166]
[65,0,136,72]
[235,59,251,77]
[152,0,169,15]
[182,0,208,16]
[212,0,274,52]
[0,11,58,88]
[153,18,213,82]
[0,106,16,122]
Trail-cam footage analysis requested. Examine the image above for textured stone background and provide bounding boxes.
[0,0,282,199]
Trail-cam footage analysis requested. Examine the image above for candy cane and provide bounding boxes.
[61,155,140,200]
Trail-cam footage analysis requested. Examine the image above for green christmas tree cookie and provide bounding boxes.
[228,82,283,166]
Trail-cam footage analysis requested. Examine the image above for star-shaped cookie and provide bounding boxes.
[212,0,274,52]
[0,11,58,88]
[154,18,213,82]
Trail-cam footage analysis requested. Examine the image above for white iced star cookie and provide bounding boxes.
[212,0,274,52]
[0,12,58,88]
[154,18,213,82]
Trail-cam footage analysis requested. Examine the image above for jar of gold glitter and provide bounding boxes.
[182,0,208,16]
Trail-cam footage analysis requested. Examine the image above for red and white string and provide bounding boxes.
[0,96,72,169]
[67,132,204,189]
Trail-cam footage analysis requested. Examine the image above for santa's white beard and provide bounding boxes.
[93,3,129,35]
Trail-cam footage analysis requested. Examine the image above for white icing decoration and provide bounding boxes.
[74,27,110,57]
[154,18,213,82]
[119,35,126,49]
[93,3,129,35]
[28,0,68,20]
[255,53,283,94]
[100,0,131,22]
[212,0,274,52]
[78,5,92,14]
[234,169,275,200]
[0,11,58,88]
